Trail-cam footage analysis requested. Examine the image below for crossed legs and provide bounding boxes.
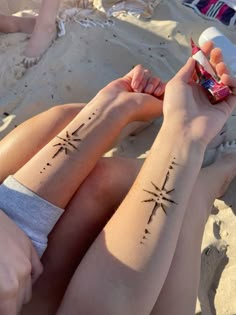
[51,152,235,315]
[0,103,235,315]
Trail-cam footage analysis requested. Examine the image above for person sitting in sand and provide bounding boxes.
[0,43,235,315]
[0,0,61,67]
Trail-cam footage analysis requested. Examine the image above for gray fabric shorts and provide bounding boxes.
[0,176,64,258]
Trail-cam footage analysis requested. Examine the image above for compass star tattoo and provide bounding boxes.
[140,158,179,245]
[39,110,99,174]
[52,123,85,158]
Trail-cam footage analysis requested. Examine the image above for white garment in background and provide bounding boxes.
[224,0,236,10]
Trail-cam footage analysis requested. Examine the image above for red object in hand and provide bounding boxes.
[191,39,232,104]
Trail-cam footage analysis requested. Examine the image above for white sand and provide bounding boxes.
[1,0,236,314]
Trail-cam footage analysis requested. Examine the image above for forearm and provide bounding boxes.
[0,104,83,183]
[75,123,206,314]
[14,95,129,208]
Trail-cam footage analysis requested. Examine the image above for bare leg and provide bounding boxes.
[21,157,143,315]
[0,14,35,33]
[0,103,84,183]
[24,0,61,62]
[55,154,236,315]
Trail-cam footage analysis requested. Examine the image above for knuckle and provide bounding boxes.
[149,77,158,84]
[21,260,32,277]
[16,258,32,280]
[0,272,19,299]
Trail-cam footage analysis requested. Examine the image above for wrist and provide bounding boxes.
[158,121,207,161]
[90,90,133,126]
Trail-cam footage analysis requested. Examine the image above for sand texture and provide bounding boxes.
[0,0,236,314]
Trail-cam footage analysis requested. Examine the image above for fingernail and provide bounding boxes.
[133,80,140,90]
[146,83,154,93]
[154,86,161,95]
[137,85,143,93]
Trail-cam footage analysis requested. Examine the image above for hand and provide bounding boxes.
[0,210,43,315]
[96,65,166,122]
[163,43,236,147]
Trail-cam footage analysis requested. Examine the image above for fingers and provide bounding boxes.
[215,61,230,77]
[209,47,223,68]
[128,64,165,96]
[200,41,224,68]
[174,57,196,82]
[214,61,236,89]
[205,45,234,86]
[143,76,160,94]
[199,42,236,91]
[127,64,145,92]
[130,65,151,93]
[221,74,236,89]
[30,246,43,284]
[153,82,166,97]
[200,40,214,56]
[137,68,152,93]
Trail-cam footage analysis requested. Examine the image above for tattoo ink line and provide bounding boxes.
[140,158,179,245]
[39,111,98,174]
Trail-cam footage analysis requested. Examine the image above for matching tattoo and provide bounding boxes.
[39,112,97,174]
[140,158,179,245]
[39,111,178,246]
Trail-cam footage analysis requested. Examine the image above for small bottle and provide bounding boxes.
[199,27,236,76]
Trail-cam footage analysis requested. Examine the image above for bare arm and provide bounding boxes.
[57,118,205,315]
[14,66,164,209]
[56,58,236,315]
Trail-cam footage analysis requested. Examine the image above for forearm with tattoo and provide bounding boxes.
[39,110,98,174]
[140,158,179,244]
[14,102,126,208]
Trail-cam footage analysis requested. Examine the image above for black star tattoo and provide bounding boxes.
[52,124,84,158]
[39,110,98,175]
[140,158,179,245]
[142,181,177,223]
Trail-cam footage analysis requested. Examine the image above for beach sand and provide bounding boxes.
[0,0,236,313]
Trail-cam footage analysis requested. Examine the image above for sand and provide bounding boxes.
[0,0,236,314]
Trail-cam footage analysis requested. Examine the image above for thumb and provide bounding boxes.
[175,57,196,83]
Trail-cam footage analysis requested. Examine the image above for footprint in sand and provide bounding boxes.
[13,63,27,80]
[199,241,228,315]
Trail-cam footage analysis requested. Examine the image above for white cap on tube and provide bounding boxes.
[199,27,236,76]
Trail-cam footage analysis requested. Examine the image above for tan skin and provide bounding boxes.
[0,63,165,315]
[0,43,235,315]
[22,48,236,315]
[0,0,61,66]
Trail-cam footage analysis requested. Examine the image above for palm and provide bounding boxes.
[163,61,236,146]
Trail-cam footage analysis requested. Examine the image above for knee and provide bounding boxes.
[47,103,85,122]
[81,158,141,205]
[82,159,117,202]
